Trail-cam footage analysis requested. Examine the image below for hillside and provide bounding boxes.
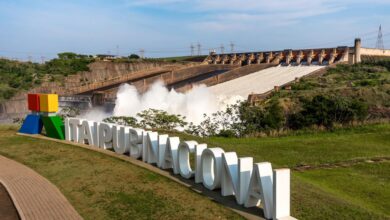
[0,53,93,102]
[0,54,199,103]
[271,61,390,120]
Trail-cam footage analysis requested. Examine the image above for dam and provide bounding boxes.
[1,38,390,122]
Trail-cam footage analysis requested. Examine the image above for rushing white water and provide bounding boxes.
[209,65,324,97]
[81,65,324,124]
[81,81,243,124]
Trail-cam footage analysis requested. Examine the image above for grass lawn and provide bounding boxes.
[173,123,390,219]
[0,126,243,220]
[0,123,389,219]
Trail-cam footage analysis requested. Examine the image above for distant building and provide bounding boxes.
[95,54,117,61]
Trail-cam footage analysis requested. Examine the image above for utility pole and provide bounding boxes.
[139,49,145,59]
[230,41,235,53]
[376,25,384,49]
[197,42,201,56]
[40,56,45,64]
[190,44,195,56]
[220,44,225,54]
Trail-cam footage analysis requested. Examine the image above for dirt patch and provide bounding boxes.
[0,183,20,220]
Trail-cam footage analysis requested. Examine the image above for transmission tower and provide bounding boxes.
[230,41,235,53]
[197,42,201,56]
[376,25,384,49]
[220,44,225,54]
[190,44,195,56]
[139,49,145,59]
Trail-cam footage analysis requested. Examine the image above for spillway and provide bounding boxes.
[209,65,324,98]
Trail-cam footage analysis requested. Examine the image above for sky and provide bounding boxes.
[0,0,390,61]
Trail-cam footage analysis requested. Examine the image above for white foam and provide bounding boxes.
[209,65,324,97]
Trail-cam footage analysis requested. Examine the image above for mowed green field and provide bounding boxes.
[0,124,389,219]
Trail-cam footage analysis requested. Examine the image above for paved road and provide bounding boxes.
[0,155,82,220]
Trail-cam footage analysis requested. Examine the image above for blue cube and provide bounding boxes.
[19,114,43,134]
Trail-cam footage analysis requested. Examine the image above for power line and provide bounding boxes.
[296,29,379,49]
[220,44,225,54]
[197,42,201,56]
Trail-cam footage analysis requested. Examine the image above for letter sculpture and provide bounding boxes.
[18,95,296,219]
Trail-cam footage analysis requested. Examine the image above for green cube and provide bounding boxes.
[41,115,65,140]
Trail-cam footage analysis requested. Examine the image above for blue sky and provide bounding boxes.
[0,0,389,61]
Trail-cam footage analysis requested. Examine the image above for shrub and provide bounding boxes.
[287,95,368,129]
[137,109,187,130]
[238,101,284,135]
[104,109,188,131]
[128,54,140,59]
[103,116,138,127]
[186,101,285,137]
[58,106,81,120]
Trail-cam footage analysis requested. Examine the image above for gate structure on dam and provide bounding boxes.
[203,38,388,66]
[204,47,349,66]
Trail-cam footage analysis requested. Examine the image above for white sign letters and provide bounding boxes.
[64,118,295,219]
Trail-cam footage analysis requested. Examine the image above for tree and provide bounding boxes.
[287,95,368,129]
[128,54,140,59]
[103,116,138,127]
[137,109,187,130]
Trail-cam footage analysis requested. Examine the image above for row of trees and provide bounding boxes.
[103,95,369,138]
[185,95,368,137]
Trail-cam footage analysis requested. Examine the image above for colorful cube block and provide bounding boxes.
[41,115,65,140]
[28,94,40,111]
[39,94,58,113]
[19,114,43,134]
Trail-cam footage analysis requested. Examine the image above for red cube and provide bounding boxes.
[28,94,40,111]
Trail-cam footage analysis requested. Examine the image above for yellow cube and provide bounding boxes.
[39,94,58,113]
